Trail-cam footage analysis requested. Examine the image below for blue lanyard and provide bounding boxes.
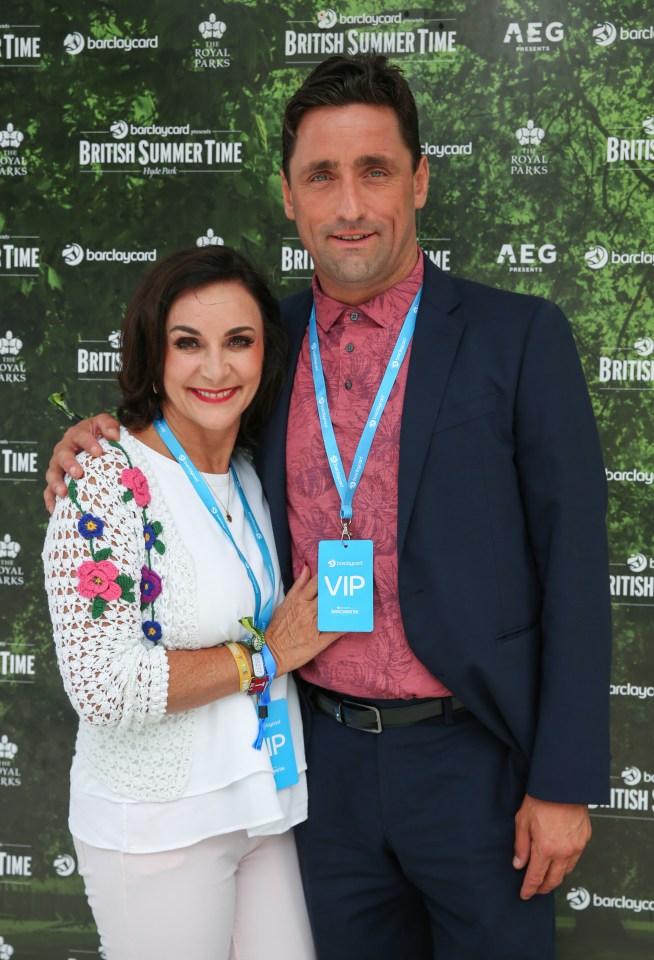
[153,417,275,631]
[308,287,422,524]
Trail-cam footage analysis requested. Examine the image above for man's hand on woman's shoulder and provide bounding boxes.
[44,413,120,513]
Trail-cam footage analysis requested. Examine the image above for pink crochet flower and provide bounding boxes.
[121,467,151,507]
[76,560,122,601]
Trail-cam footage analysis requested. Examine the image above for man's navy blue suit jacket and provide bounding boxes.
[256,255,612,805]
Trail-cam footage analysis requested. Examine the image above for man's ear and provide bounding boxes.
[413,155,429,211]
[280,170,296,221]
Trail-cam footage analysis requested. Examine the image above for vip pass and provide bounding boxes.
[309,287,422,631]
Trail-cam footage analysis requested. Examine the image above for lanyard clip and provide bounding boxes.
[340,518,351,541]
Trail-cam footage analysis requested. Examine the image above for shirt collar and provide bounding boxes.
[311,247,424,333]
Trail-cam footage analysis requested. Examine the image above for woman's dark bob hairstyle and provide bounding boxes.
[117,246,286,449]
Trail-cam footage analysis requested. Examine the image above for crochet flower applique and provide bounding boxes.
[69,441,166,642]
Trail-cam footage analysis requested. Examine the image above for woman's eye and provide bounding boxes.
[174,337,199,349]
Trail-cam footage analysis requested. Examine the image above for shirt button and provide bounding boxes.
[350,311,359,321]
[345,343,354,353]
[344,380,352,390]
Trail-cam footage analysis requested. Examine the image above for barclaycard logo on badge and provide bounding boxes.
[510,120,548,175]
[567,885,654,915]
[610,551,654,598]
[78,331,122,375]
[592,21,654,46]
[63,30,159,55]
[0,534,24,586]
[585,242,654,269]
[502,20,563,51]
[62,242,157,266]
[78,120,242,176]
[606,116,654,164]
[0,28,41,62]
[496,242,556,273]
[285,8,456,59]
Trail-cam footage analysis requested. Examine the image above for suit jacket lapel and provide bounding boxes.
[398,259,466,557]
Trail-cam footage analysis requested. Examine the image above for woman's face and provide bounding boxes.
[161,281,264,443]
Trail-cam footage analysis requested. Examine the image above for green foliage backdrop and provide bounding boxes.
[1,1,652,956]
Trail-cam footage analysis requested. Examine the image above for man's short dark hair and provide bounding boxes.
[117,247,286,449]
[282,53,421,180]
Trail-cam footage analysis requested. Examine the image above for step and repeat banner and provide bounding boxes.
[1,0,652,957]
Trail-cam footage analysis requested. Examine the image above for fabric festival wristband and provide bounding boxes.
[252,642,277,750]
[225,642,252,693]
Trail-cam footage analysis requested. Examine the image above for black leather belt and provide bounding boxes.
[306,685,467,734]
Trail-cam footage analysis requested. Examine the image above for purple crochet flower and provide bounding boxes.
[142,620,162,643]
[77,513,105,539]
[140,566,162,604]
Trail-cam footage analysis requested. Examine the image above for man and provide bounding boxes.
[46,55,611,960]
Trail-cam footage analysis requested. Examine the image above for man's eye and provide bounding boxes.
[311,173,329,182]
[368,169,385,178]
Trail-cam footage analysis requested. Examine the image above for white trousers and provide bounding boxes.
[73,830,316,960]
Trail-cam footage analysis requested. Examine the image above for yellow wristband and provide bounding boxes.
[225,642,252,693]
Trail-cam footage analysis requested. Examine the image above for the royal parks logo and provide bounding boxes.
[0,122,27,177]
[0,236,40,277]
[0,331,26,384]
[78,331,122,378]
[502,20,564,52]
[510,119,548,175]
[496,242,556,273]
[0,25,42,65]
[62,242,157,266]
[0,534,24,586]
[0,441,38,481]
[192,13,231,70]
[592,20,654,46]
[64,27,159,55]
[77,118,243,178]
[0,734,20,788]
[196,228,224,247]
[610,550,654,599]
[585,242,654,269]
[605,116,654,165]
[284,7,457,63]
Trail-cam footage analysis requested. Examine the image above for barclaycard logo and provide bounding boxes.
[592,22,617,46]
[63,31,85,55]
[584,245,609,269]
[567,887,591,911]
[317,9,337,29]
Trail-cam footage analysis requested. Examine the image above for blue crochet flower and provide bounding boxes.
[142,620,162,643]
[77,513,105,539]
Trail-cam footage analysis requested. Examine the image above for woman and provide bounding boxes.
[43,247,339,960]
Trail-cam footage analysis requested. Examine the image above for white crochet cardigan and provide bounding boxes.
[43,430,258,803]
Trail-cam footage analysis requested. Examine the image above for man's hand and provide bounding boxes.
[513,794,591,899]
[44,413,120,513]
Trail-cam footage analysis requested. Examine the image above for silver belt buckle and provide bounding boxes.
[341,698,383,734]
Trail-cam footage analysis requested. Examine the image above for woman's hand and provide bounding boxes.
[264,565,343,676]
[44,413,120,512]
